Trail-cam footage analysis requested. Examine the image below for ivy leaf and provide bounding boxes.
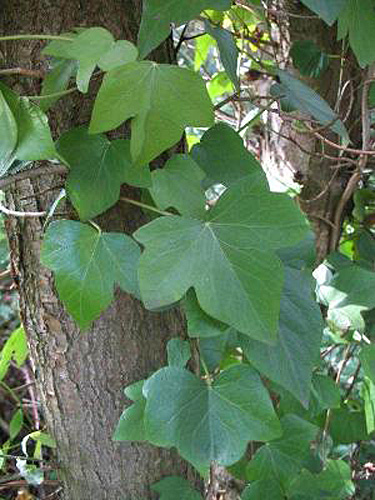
[150,154,206,217]
[57,127,151,220]
[204,21,240,91]
[338,0,375,67]
[143,365,281,468]
[0,83,56,162]
[191,123,267,188]
[272,71,349,143]
[40,59,77,112]
[135,178,308,342]
[151,476,203,500]
[246,414,319,488]
[241,267,323,406]
[0,89,18,175]
[138,0,232,59]
[41,220,141,329]
[98,40,138,71]
[290,40,329,78]
[241,479,284,500]
[113,381,147,442]
[89,62,214,166]
[167,339,191,367]
[300,0,348,25]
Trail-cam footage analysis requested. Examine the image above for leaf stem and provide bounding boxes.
[88,220,102,234]
[24,87,77,100]
[200,355,212,386]
[120,197,173,217]
[0,34,73,42]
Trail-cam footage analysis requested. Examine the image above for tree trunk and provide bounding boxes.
[0,2,197,499]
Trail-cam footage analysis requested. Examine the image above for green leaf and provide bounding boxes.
[183,289,231,338]
[0,89,17,175]
[0,327,28,381]
[191,123,267,188]
[287,460,355,500]
[151,476,203,500]
[41,220,141,329]
[290,40,329,78]
[44,27,115,92]
[98,40,138,71]
[138,0,232,59]
[272,71,349,143]
[113,380,147,442]
[57,127,150,220]
[246,414,319,488]
[28,431,56,448]
[9,409,23,441]
[328,408,369,444]
[143,365,281,468]
[338,0,375,67]
[360,344,375,384]
[89,61,214,166]
[194,34,212,71]
[40,59,77,112]
[300,0,348,25]
[150,154,206,217]
[241,479,284,500]
[362,376,375,434]
[134,178,308,342]
[241,267,323,406]
[204,21,239,91]
[167,339,191,367]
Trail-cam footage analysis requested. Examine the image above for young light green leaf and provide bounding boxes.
[241,267,323,406]
[246,414,319,488]
[41,220,141,329]
[151,476,203,500]
[338,0,375,67]
[135,178,308,342]
[0,327,28,381]
[150,154,206,217]
[57,126,150,220]
[0,89,17,175]
[113,380,147,442]
[191,123,267,188]
[204,21,239,91]
[290,40,329,78]
[40,59,77,112]
[98,40,138,71]
[90,61,214,166]
[194,34,212,71]
[362,376,375,434]
[143,365,281,468]
[360,344,375,384]
[9,409,23,441]
[272,71,349,143]
[138,0,232,59]
[167,339,191,368]
[300,0,348,25]
[28,431,56,448]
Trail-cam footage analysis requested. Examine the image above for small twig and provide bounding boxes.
[0,202,46,218]
[21,363,40,430]
[0,67,45,78]
[344,360,361,401]
[175,23,190,53]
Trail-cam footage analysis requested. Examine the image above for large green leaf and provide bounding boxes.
[338,0,375,67]
[89,62,214,166]
[167,339,191,368]
[241,267,323,405]
[287,460,355,500]
[300,0,348,25]
[290,40,329,78]
[143,365,281,468]
[246,414,318,488]
[0,83,56,163]
[204,20,239,91]
[113,380,147,442]
[137,0,232,59]
[134,178,308,342]
[241,479,284,500]
[360,344,375,384]
[41,220,141,329]
[151,477,203,500]
[150,154,206,217]
[0,90,17,176]
[40,59,77,112]
[272,71,349,143]
[191,123,266,188]
[57,127,150,220]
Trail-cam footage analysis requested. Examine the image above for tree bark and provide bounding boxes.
[0,2,197,499]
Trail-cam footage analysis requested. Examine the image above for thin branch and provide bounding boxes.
[0,34,73,42]
[0,203,46,218]
[0,67,44,78]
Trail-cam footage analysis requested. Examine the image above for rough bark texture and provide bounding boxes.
[0,2,197,499]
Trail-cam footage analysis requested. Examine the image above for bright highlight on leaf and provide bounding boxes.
[135,177,308,342]
[41,220,141,329]
[137,0,232,59]
[57,126,151,220]
[143,365,281,468]
[89,61,214,166]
